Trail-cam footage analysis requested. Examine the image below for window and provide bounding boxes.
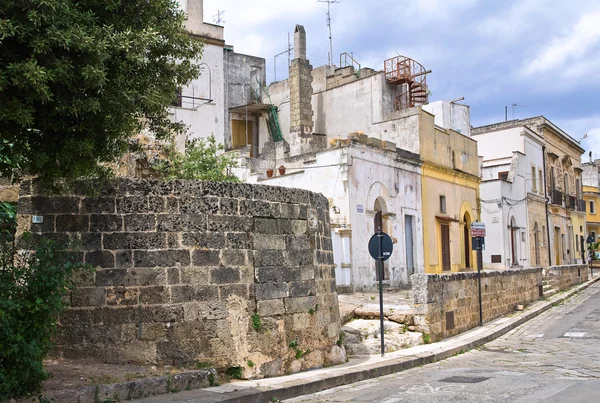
[498,171,509,180]
[539,169,543,195]
[591,200,596,214]
[531,166,537,192]
[440,195,446,213]
[551,167,556,191]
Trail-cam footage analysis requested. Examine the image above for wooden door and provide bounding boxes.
[231,120,254,157]
[405,215,414,276]
[441,224,451,272]
[554,227,561,265]
[463,221,470,268]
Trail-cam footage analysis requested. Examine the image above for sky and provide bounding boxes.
[202,0,600,158]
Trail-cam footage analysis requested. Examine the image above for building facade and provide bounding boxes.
[583,158,600,244]
[473,117,586,267]
[473,126,548,269]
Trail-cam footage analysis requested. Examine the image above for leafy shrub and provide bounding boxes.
[251,313,262,331]
[0,234,89,399]
[152,135,239,182]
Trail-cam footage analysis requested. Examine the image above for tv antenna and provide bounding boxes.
[318,0,342,66]
[213,10,225,25]
[512,103,525,120]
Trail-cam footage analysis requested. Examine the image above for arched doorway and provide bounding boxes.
[534,222,540,266]
[463,212,471,269]
[509,216,518,267]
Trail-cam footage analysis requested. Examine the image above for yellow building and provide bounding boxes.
[419,109,480,273]
[584,185,600,241]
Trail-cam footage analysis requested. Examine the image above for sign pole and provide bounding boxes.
[378,229,385,357]
[477,239,483,326]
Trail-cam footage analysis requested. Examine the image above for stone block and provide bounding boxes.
[255,282,289,300]
[286,250,313,266]
[172,180,203,197]
[116,197,149,213]
[81,198,116,214]
[124,214,156,231]
[239,200,274,217]
[141,305,184,323]
[255,218,279,234]
[79,233,102,250]
[90,214,123,232]
[192,250,220,266]
[115,250,133,268]
[287,235,310,250]
[226,232,251,249]
[220,284,253,300]
[157,214,205,232]
[291,220,308,235]
[300,265,315,281]
[71,287,106,307]
[167,233,180,248]
[133,250,191,268]
[170,285,218,303]
[219,198,239,215]
[139,323,168,342]
[85,250,115,268]
[181,232,225,249]
[254,250,285,266]
[101,306,139,325]
[209,267,241,284]
[55,214,89,232]
[252,234,286,250]
[103,232,166,250]
[179,267,209,285]
[289,280,315,297]
[165,197,179,214]
[257,299,285,316]
[120,179,173,196]
[208,215,254,232]
[139,286,170,305]
[202,181,253,199]
[52,197,81,214]
[96,268,167,287]
[280,203,300,219]
[255,266,300,283]
[292,312,311,330]
[284,296,316,314]
[167,267,180,285]
[220,250,248,266]
[180,196,219,214]
[104,286,140,306]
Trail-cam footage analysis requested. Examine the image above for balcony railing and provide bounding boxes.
[578,199,587,212]
[551,189,563,206]
[566,195,576,210]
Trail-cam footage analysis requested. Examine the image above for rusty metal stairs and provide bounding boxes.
[384,55,431,110]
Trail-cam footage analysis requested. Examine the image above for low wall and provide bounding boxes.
[17,179,345,378]
[546,264,588,291]
[412,268,543,340]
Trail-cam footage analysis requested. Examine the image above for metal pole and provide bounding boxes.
[378,229,385,357]
[477,243,483,326]
[327,1,333,65]
[274,55,276,82]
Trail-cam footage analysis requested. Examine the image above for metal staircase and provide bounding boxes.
[384,55,431,110]
[259,79,283,142]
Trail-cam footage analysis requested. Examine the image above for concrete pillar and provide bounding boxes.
[289,24,313,135]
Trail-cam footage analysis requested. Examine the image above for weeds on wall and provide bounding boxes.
[0,234,90,399]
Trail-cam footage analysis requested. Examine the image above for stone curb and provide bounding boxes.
[140,275,600,403]
[13,369,215,403]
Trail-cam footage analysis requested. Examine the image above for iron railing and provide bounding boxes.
[551,189,563,206]
[578,199,587,212]
[566,195,576,210]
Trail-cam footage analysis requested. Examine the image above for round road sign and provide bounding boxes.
[368,231,393,261]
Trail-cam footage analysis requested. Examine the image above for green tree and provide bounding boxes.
[0,0,203,185]
[153,135,240,182]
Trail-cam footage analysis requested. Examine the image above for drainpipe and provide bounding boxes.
[543,146,552,266]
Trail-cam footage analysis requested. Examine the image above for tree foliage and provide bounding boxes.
[152,135,240,182]
[0,235,89,399]
[0,0,203,185]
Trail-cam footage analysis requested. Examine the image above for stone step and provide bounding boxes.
[543,284,554,291]
[543,289,557,298]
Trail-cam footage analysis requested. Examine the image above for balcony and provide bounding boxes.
[566,195,576,210]
[578,199,587,212]
[551,189,563,206]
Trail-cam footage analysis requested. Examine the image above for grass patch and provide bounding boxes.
[251,314,262,331]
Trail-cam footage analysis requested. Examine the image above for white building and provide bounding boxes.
[473,126,548,268]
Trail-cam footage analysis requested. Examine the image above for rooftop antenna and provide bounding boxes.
[213,10,225,25]
[318,0,342,66]
[512,103,525,120]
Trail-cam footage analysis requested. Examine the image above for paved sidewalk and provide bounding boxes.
[138,274,600,403]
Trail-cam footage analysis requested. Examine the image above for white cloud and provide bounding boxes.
[522,11,600,78]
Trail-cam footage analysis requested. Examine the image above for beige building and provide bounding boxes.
[473,117,586,266]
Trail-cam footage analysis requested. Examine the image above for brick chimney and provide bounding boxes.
[289,25,314,134]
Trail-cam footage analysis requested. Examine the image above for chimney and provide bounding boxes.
[185,0,204,34]
[590,151,593,163]
[289,25,313,134]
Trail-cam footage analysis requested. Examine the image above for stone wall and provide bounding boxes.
[545,264,588,292]
[17,179,345,378]
[412,268,543,340]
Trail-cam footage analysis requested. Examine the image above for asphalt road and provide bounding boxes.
[286,282,600,403]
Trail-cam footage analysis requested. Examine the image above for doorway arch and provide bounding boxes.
[373,197,389,281]
[509,216,518,267]
[463,212,472,269]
